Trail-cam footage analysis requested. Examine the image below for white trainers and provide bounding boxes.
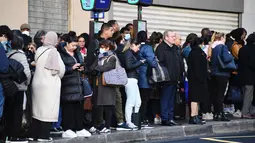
[62,129,77,138]
[100,127,111,133]
[89,126,97,134]
[76,129,92,137]
[127,122,138,130]
[233,110,242,118]
[154,117,162,125]
[202,113,213,120]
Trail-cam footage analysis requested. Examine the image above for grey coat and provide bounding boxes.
[95,55,117,106]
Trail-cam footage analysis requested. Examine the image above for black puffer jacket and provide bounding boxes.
[59,46,84,102]
[124,49,143,79]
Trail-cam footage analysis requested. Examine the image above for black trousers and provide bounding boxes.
[4,91,24,138]
[29,118,51,139]
[94,105,115,129]
[201,79,213,113]
[211,76,228,114]
[139,88,152,122]
[62,102,84,131]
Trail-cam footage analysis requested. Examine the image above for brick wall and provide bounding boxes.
[28,0,68,36]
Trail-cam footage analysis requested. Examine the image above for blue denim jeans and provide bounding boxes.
[52,108,62,128]
[160,85,177,121]
[0,83,4,118]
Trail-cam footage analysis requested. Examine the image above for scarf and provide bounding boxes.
[98,50,114,66]
[43,31,60,75]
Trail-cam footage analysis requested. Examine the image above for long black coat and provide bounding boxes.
[238,44,255,85]
[187,47,208,102]
[59,46,84,103]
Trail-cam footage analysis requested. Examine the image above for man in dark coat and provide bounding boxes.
[238,32,255,119]
[155,30,183,126]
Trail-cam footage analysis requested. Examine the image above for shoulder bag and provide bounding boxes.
[102,55,128,87]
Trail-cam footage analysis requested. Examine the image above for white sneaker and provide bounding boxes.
[202,113,213,120]
[202,113,209,120]
[154,118,162,125]
[209,113,214,119]
[76,129,92,137]
[62,129,77,138]
[127,122,138,130]
[100,127,111,133]
[233,110,242,118]
[89,127,97,134]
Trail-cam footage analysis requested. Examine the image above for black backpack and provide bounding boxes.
[0,52,27,96]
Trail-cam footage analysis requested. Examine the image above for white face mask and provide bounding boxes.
[124,34,131,41]
[100,48,106,54]
[22,31,30,36]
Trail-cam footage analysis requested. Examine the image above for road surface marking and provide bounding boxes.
[200,138,241,143]
[214,135,255,139]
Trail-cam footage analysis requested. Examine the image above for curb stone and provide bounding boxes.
[53,119,255,143]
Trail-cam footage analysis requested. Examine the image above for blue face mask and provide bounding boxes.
[1,41,8,46]
[124,34,131,41]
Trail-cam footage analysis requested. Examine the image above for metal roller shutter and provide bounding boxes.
[111,2,239,40]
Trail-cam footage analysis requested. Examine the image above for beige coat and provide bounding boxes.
[32,47,65,122]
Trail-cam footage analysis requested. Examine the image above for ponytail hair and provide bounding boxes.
[211,32,224,42]
[67,31,78,43]
[122,38,140,52]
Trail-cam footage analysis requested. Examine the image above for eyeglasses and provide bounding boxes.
[78,41,85,42]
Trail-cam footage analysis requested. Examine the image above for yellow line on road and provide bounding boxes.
[214,135,255,139]
[200,138,241,143]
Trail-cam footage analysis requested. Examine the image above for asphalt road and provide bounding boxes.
[146,132,255,143]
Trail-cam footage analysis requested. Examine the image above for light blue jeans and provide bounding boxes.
[0,83,4,118]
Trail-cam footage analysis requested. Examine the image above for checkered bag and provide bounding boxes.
[102,55,128,87]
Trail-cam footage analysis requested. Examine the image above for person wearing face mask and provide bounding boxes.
[58,33,91,138]
[90,40,119,133]
[120,27,131,42]
[20,23,32,49]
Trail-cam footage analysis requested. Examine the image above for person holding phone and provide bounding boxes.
[58,32,91,138]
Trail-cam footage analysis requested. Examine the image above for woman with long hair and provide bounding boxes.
[210,32,233,121]
[122,39,145,129]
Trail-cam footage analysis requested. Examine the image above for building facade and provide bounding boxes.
[1,0,254,37]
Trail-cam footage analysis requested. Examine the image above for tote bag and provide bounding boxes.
[150,58,170,83]
[102,55,128,87]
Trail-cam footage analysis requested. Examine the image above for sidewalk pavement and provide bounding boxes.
[52,119,255,143]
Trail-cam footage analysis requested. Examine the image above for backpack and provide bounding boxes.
[0,52,27,96]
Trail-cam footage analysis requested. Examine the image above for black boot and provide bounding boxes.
[220,113,230,121]
[189,116,199,124]
[132,113,141,130]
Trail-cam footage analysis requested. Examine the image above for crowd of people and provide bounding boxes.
[0,20,255,143]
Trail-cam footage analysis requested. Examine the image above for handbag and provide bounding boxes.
[227,86,242,102]
[217,45,236,71]
[150,58,170,83]
[102,55,128,87]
